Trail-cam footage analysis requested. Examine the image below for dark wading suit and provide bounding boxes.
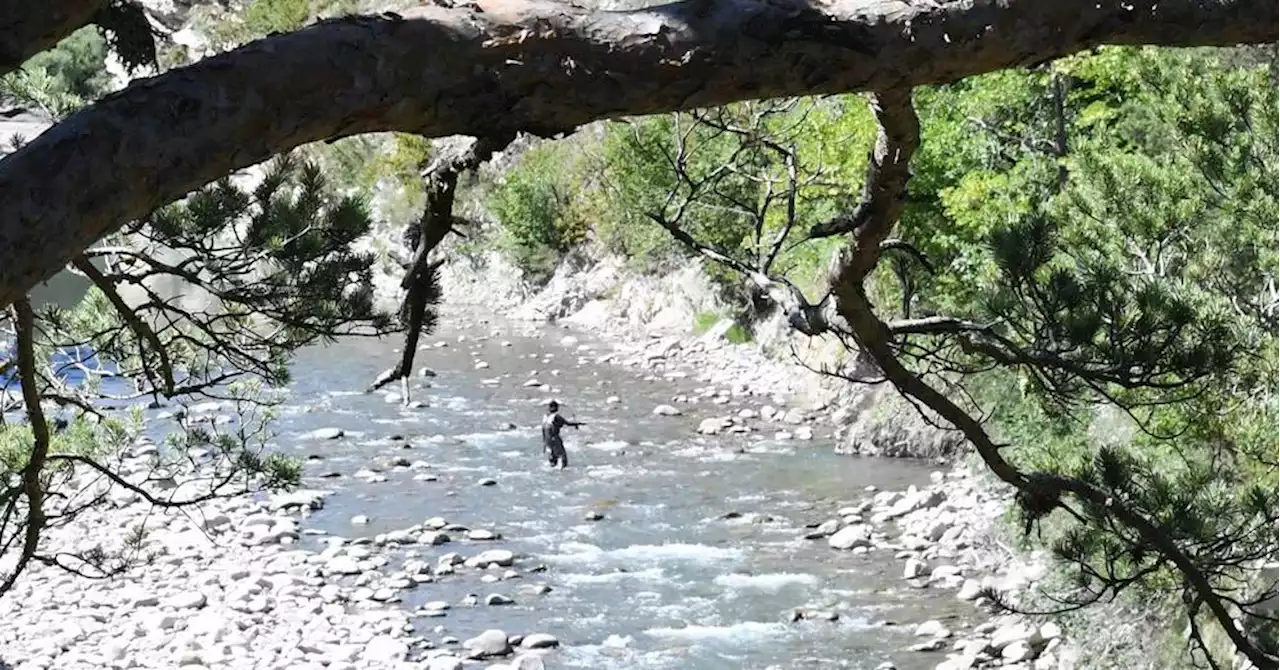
[541,410,579,468]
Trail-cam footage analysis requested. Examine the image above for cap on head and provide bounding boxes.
[548,400,559,412]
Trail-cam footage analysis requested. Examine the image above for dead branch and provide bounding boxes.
[366,134,513,403]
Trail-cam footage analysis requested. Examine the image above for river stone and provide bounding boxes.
[269,490,329,512]
[350,515,371,525]
[989,622,1034,651]
[956,579,983,601]
[306,428,345,440]
[652,404,682,416]
[485,593,514,606]
[794,609,839,622]
[697,418,730,435]
[827,524,872,550]
[909,638,947,652]
[466,549,516,568]
[806,519,841,539]
[463,629,511,657]
[468,528,500,541]
[903,557,927,580]
[362,635,409,662]
[324,556,361,576]
[1002,640,1033,662]
[425,656,465,670]
[163,591,207,610]
[914,620,950,638]
[420,531,451,545]
[519,633,560,649]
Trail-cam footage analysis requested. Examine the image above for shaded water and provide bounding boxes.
[204,311,975,668]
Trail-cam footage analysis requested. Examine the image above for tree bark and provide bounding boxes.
[0,0,1274,309]
[0,0,107,78]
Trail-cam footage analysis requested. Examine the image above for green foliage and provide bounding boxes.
[489,141,601,281]
[202,0,359,47]
[0,415,128,473]
[691,311,752,344]
[691,311,720,334]
[891,46,1278,665]
[0,27,112,118]
[243,0,312,35]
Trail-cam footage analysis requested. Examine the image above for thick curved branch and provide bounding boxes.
[836,284,1278,670]
[0,299,49,595]
[71,256,176,396]
[822,88,920,282]
[0,0,1275,308]
[810,85,1278,670]
[0,0,107,78]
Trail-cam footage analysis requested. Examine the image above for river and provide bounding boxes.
[188,308,973,669]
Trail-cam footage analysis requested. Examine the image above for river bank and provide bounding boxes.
[437,251,1080,670]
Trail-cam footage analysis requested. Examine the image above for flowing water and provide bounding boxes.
[173,309,975,669]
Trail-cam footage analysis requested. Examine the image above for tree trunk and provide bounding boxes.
[0,0,1274,309]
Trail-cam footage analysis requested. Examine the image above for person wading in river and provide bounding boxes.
[541,400,582,469]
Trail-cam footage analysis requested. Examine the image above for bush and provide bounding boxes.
[488,141,599,282]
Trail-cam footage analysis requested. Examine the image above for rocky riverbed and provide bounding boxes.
[0,300,1074,670]
[525,297,1078,670]
[0,435,556,670]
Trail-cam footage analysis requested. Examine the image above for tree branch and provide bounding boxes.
[0,299,49,595]
[803,82,1280,670]
[819,89,920,280]
[367,134,511,401]
[70,255,176,396]
[0,0,1274,308]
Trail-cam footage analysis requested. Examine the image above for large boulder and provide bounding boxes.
[827,524,872,550]
[463,629,511,658]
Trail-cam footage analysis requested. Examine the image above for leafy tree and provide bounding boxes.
[615,46,1277,669]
